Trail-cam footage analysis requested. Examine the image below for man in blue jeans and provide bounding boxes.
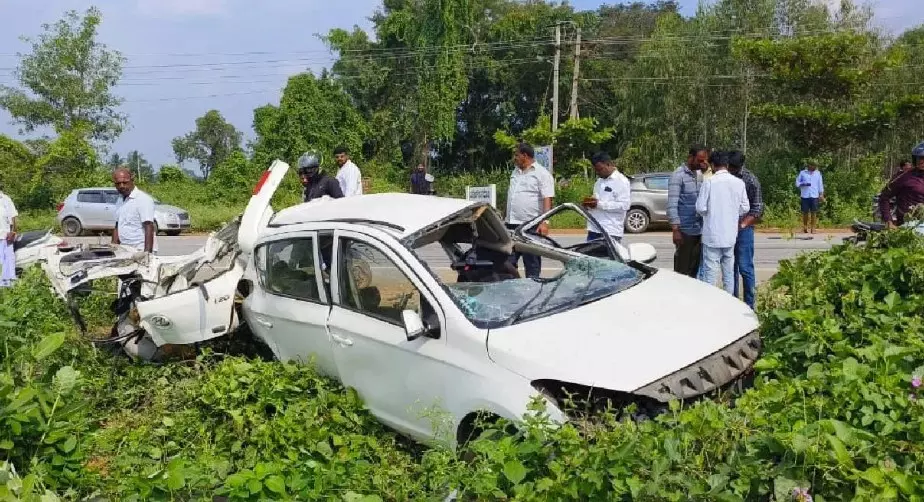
[728,151,763,310]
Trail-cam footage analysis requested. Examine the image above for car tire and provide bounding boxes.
[61,217,83,237]
[165,230,182,236]
[625,208,650,234]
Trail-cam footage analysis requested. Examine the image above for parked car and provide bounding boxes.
[56,188,191,237]
[626,172,671,233]
[32,160,760,448]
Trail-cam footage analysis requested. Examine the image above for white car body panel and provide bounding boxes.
[487,271,759,392]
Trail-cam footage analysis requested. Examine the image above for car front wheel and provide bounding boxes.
[165,230,182,236]
[61,217,83,237]
[625,208,650,234]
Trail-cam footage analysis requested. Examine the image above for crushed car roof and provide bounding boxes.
[270,193,481,237]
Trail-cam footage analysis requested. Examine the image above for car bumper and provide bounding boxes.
[163,222,191,230]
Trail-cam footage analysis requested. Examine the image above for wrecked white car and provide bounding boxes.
[29,160,760,446]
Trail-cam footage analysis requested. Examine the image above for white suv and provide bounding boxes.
[56,188,191,236]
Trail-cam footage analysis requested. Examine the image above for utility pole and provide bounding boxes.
[569,26,581,120]
[552,23,561,133]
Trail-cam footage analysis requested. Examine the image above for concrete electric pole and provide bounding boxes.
[569,26,581,119]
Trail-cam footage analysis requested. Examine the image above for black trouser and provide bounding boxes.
[673,232,702,278]
[506,223,542,279]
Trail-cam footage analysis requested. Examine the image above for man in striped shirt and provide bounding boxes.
[728,151,763,309]
[667,145,711,277]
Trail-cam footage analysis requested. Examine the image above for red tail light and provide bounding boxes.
[252,170,271,195]
[56,202,64,212]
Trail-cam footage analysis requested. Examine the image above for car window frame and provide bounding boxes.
[643,176,670,191]
[254,231,329,306]
[330,229,445,336]
[76,190,104,204]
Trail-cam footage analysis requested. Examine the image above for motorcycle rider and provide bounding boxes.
[298,152,344,202]
[879,142,924,227]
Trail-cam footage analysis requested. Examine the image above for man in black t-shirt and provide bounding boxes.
[298,152,344,202]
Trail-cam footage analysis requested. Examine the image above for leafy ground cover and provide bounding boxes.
[2,230,924,500]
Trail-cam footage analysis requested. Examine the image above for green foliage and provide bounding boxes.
[0,7,125,144]
[172,110,243,180]
[495,116,614,178]
[251,73,369,170]
[156,165,187,184]
[5,222,924,499]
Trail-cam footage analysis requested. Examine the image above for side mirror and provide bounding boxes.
[628,243,657,264]
[402,309,427,341]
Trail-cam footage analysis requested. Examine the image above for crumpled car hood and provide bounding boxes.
[486,270,760,393]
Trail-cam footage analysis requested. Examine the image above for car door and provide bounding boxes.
[643,175,670,221]
[327,230,454,441]
[102,190,121,227]
[242,233,337,377]
[75,190,106,229]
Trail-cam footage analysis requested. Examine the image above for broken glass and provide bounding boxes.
[446,255,644,327]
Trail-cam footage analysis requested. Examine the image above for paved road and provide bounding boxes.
[70,231,844,283]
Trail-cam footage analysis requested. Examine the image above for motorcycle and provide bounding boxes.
[13,229,72,275]
[847,218,924,244]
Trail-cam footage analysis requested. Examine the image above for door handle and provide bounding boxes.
[331,333,353,347]
[254,317,273,328]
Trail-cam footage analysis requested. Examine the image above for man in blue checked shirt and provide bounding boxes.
[796,163,825,234]
[667,145,711,278]
[728,151,762,310]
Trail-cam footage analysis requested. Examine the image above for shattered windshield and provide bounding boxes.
[445,254,644,328]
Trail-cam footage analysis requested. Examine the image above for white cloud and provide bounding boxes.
[136,0,227,17]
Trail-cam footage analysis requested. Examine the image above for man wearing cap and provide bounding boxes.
[298,152,344,202]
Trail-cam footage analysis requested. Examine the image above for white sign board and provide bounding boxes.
[535,145,553,173]
[466,184,497,208]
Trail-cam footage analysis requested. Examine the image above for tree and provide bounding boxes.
[106,152,125,169]
[124,150,154,182]
[172,110,243,180]
[251,73,368,169]
[0,7,125,144]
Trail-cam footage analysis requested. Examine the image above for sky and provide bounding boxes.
[0,0,921,170]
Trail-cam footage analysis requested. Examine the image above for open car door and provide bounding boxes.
[133,160,291,348]
[515,203,657,265]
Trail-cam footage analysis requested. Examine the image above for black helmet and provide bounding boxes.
[297,152,321,172]
[913,142,924,164]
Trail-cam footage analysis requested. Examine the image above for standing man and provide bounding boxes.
[410,164,435,195]
[667,145,710,278]
[728,151,763,309]
[796,163,824,234]
[112,168,156,254]
[582,152,631,242]
[506,142,555,279]
[298,152,343,202]
[0,186,18,287]
[333,146,363,197]
[696,151,749,294]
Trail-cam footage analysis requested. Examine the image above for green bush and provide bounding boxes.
[3,229,924,499]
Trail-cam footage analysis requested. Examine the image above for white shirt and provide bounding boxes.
[115,188,158,252]
[695,170,749,248]
[506,162,555,225]
[586,170,631,237]
[0,192,17,236]
[336,160,363,197]
[796,169,824,198]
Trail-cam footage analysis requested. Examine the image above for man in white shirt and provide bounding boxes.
[582,151,631,242]
[111,168,157,253]
[334,146,363,197]
[0,187,18,287]
[695,151,749,294]
[506,143,555,278]
[795,163,825,234]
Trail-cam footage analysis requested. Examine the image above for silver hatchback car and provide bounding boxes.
[56,187,191,237]
[625,172,671,233]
